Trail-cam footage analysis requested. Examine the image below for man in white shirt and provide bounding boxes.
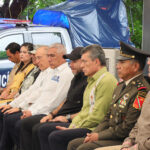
[0,44,73,150]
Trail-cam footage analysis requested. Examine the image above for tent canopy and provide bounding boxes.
[33,0,132,48]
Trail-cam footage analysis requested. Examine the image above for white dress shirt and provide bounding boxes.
[10,62,73,115]
[10,67,53,108]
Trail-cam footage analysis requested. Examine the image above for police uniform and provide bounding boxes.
[67,41,150,150]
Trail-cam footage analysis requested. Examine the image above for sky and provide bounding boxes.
[0,0,13,7]
[0,1,4,7]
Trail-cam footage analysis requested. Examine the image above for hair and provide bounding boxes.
[49,43,66,54]
[21,43,34,52]
[81,44,106,66]
[5,42,20,54]
[15,43,33,74]
[41,46,50,55]
[130,58,146,71]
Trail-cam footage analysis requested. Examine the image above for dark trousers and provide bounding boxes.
[38,122,70,150]
[19,114,46,150]
[0,109,4,140]
[0,108,11,141]
[38,122,91,150]
[0,111,22,150]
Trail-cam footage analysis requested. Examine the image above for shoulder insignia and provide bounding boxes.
[133,91,147,110]
[133,80,147,91]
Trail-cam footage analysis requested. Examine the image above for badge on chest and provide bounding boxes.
[118,93,129,108]
[51,75,60,82]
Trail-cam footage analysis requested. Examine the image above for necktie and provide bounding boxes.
[121,82,126,92]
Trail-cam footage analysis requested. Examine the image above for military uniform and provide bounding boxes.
[118,91,150,150]
[67,74,150,150]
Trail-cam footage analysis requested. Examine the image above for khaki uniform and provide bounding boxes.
[67,75,150,150]
[95,145,122,150]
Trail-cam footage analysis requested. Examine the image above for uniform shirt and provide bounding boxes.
[93,74,150,141]
[121,91,150,150]
[55,72,87,117]
[69,67,117,131]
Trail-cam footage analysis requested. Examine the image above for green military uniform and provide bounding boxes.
[67,74,150,150]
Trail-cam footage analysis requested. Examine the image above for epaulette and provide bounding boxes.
[131,80,147,91]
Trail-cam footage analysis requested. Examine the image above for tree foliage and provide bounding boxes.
[21,0,66,20]
[124,0,143,48]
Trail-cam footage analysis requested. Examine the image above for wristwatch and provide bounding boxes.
[66,114,72,122]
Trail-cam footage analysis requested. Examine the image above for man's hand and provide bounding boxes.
[40,114,53,123]
[84,133,99,143]
[4,107,19,114]
[52,116,68,123]
[122,144,138,150]
[21,110,32,119]
[56,126,69,130]
[0,104,11,112]
[7,91,17,99]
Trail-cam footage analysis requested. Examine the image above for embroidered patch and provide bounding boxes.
[133,91,146,109]
[51,75,60,82]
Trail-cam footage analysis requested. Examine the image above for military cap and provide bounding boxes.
[63,47,84,60]
[117,41,150,61]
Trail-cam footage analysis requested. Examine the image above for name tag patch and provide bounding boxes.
[51,75,60,82]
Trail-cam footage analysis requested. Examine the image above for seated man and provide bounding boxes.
[67,41,150,150]
[35,44,118,150]
[18,47,88,150]
[0,42,20,95]
[97,58,150,150]
[0,44,73,150]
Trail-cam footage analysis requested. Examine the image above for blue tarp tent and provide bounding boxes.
[33,0,132,48]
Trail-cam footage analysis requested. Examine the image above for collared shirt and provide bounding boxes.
[125,73,142,86]
[11,62,73,115]
[10,67,52,108]
[28,62,73,115]
[69,67,117,131]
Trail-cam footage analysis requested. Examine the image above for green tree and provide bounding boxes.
[20,0,66,20]
[124,0,143,48]
[0,51,7,59]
